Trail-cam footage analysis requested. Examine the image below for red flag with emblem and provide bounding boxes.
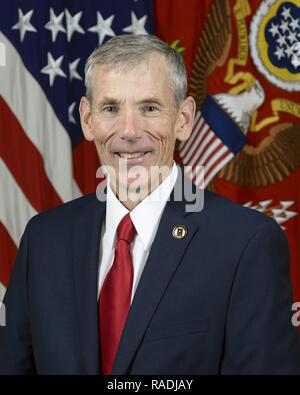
[155,0,300,313]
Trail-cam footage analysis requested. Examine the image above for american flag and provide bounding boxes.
[0,0,155,300]
[0,1,245,302]
[178,95,246,188]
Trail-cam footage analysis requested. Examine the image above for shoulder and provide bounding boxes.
[173,173,277,235]
[185,190,289,280]
[190,189,283,242]
[203,190,273,225]
[26,193,103,232]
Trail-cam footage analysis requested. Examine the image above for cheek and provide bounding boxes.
[91,116,116,142]
[148,118,176,143]
[92,124,112,158]
[153,127,176,162]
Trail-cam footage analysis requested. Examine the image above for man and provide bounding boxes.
[0,34,300,375]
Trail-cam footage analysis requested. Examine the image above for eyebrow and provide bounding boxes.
[137,97,163,106]
[96,97,121,107]
[96,96,163,108]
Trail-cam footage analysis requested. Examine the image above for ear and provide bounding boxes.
[79,96,94,141]
[175,96,196,142]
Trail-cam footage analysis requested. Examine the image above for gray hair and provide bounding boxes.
[84,34,187,108]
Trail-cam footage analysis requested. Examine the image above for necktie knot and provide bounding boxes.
[117,213,136,244]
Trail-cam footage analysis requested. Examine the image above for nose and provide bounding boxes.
[119,109,141,141]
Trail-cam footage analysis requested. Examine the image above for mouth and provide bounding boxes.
[113,151,153,166]
[115,151,149,159]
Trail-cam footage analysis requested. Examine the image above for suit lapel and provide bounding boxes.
[112,193,199,374]
[72,194,106,374]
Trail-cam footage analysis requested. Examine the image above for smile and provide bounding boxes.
[116,152,148,159]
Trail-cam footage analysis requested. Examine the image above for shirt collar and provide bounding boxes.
[105,162,178,250]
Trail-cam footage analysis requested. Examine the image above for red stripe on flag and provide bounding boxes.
[0,97,62,211]
[187,132,217,166]
[180,126,210,164]
[179,112,203,152]
[73,139,100,195]
[200,140,223,167]
[0,223,17,287]
[204,148,232,181]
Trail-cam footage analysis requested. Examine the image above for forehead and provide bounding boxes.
[91,54,172,97]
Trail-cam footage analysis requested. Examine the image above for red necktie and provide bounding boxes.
[99,213,136,375]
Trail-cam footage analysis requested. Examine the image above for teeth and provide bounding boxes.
[118,152,145,159]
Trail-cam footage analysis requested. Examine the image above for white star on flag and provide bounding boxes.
[41,52,67,86]
[285,45,294,58]
[290,17,300,31]
[123,12,148,35]
[12,9,37,42]
[269,23,279,37]
[45,8,66,42]
[68,102,77,124]
[65,10,85,42]
[274,46,285,60]
[287,31,297,44]
[69,58,82,81]
[281,6,291,20]
[276,34,287,47]
[88,12,115,45]
[280,20,289,33]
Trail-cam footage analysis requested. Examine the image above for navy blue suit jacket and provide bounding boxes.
[1,180,300,374]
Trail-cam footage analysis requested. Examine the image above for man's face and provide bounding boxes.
[80,53,195,201]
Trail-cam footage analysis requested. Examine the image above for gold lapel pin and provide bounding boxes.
[172,225,188,240]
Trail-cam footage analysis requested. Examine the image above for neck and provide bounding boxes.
[111,164,174,210]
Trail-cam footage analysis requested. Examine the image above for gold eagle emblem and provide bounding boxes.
[188,0,300,188]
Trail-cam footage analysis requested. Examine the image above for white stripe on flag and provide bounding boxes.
[183,127,213,166]
[0,159,37,246]
[181,123,210,164]
[204,151,234,185]
[178,112,235,187]
[201,142,227,168]
[179,114,204,158]
[195,135,220,166]
[0,32,81,202]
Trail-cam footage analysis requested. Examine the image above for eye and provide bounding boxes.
[103,105,119,113]
[143,105,159,113]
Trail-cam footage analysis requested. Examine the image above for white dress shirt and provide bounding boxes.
[98,162,178,302]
